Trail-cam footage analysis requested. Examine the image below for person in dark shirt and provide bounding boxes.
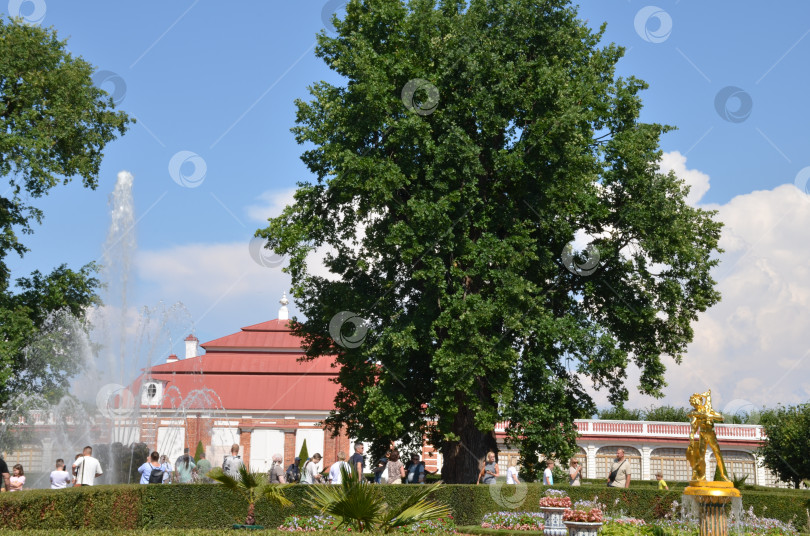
[0,458,10,492]
[349,443,366,481]
[404,453,426,484]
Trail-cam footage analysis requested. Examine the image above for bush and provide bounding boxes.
[0,483,807,531]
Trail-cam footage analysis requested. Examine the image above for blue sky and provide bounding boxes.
[4,1,810,411]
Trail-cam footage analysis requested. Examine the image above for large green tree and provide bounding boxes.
[0,16,132,406]
[259,0,722,483]
[757,403,810,489]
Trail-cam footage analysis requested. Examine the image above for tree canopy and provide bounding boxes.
[0,16,132,406]
[597,404,691,422]
[758,403,810,489]
[259,0,722,483]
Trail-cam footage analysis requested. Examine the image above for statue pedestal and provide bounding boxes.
[683,481,740,536]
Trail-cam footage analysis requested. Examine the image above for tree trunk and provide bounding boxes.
[246,502,255,525]
[440,397,499,483]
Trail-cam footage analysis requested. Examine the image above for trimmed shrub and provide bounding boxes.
[0,482,807,531]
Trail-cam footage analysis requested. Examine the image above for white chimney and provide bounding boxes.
[166,354,178,363]
[279,293,289,321]
[185,335,199,359]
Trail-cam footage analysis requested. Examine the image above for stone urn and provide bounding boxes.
[539,507,567,536]
[563,521,603,536]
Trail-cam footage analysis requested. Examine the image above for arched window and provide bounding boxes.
[595,446,641,480]
[141,381,162,406]
[758,468,792,489]
[650,448,690,482]
[708,450,756,484]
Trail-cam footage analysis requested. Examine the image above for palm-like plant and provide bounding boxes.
[305,465,451,533]
[209,465,292,526]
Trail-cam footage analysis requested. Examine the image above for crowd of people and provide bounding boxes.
[1,442,638,490]
[274,443,435,485]
[475,448,633,488]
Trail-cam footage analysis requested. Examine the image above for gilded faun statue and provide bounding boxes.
[686,390,731,482]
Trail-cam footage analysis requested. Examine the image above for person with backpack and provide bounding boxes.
[285,456,301,483]
[138,451,167,484]
[222,443,243,479]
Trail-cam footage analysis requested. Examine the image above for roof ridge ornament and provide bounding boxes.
[279,293,289,320]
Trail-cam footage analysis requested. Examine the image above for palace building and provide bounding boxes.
[128,296,781,485]
[2,296,784,487]
[129,295,352,473]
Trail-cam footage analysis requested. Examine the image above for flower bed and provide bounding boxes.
[480,512,545,531]
[279,515,456,534]
[399,516,456,534]
[279,515,337,532]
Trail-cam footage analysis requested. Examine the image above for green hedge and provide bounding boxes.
[0,483,807,531]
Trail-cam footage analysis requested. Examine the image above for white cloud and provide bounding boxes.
[615,154,810,411]
[246,188,297,223]
[659,150,710,205]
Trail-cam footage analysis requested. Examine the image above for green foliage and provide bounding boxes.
[596,405,691,422]
[92,442,149,485]
[598,405,644,421]
[207,465,292,525]
[298,439,309,469]
[0,483,807,531]
[458,527,544,536]
[258,0,722,483]
[643,406,691,422]
[194,441,205,463]
[0,532,419,536]
[305,465,451,532]
[0,16,131,406]
[758,403,810,488]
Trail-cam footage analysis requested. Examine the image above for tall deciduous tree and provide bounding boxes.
[259,0,722,483]
[0,17,132,405]
[758,403,810,489]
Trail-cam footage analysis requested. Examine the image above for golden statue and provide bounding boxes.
[686,389,730,482]
[683,389,740,536]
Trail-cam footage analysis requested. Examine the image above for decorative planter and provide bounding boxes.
[232,525,264,530]
[563,521,603,536]
[539,507,567,536]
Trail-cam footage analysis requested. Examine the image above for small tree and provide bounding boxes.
[298,439,309,469]
[194,440,205,463]
[209,465,291,526]
[757,403,810,489]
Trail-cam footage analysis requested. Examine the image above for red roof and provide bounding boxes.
[133,318,339,411]
[143,372,339,411]
[202,320,304,351]
[148,352,335,374]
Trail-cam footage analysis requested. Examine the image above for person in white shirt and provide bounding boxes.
[72,446,103,486]
[50,459,73,489]
[506,464,520,484]
[542,460,554,486]
[301,453,323,484]
[328,451,351,484]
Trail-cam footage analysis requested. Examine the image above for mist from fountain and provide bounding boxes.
[0,170,222,487]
